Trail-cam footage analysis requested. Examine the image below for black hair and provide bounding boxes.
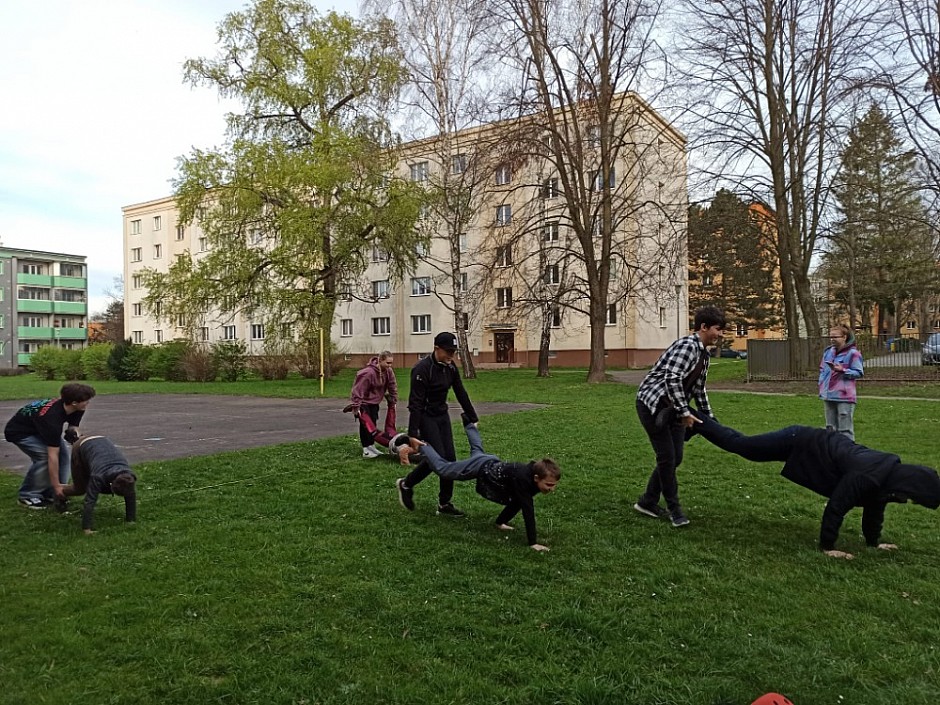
[60,383,96,404]
[693,306,726,331]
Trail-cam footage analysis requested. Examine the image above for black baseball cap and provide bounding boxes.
[433,332,459,351]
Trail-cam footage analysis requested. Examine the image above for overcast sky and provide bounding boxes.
[0,0,358,316]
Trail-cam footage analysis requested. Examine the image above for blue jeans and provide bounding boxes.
[13,435,71,501]
[823,401,855,441]
[419,424,501,482]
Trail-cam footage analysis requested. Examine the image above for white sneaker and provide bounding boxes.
[362,445,381,458]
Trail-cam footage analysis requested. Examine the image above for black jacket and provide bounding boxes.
[407,355,477,437]
[476,462,541,545]
[781,428,940,550]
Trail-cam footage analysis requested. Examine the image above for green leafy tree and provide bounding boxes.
[142,0,425,375]
[28,346,62,381]
[81,343,114,381]
[688,191,783,339]
[825,104,937,334]
[212,340,249,382]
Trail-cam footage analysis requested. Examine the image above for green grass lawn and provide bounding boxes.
[1,371,939,704]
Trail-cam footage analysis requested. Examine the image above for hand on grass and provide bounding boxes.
[877,543,899,551]
[496,523,514,532]
[530,543,550,552]
[84,529,96,536]
[824,549,854,560]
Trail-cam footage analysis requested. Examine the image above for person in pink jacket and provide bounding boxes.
[818,324,864,441]
[349,352,398,458]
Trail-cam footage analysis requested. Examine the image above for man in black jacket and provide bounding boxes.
[688,412,940,558]
[397,332,478,517]
[59,435,137,534]
[397,416,560,551]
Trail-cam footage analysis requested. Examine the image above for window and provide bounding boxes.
[497,287,513,309]
[736,323,748,337]
[906,320,916,330]
[176,225,185,240]
[61,263,83,277]
[154,301,162,317]
[659,307,667,328]
[544,264,560,285]
[223,325,237,340]
[198,237,208,252]
[249,230,263,247]
[459,233,468,252]
[496,204,511,225]
[496,245,513,267]
[461,312,469,331]
[372,317,391,335]
[175,315,186,328]
[18,287,49,300]
[132,303,142,316]
[551,306,562,328]
[495,164,512,185]
[155,329,163,343]
[592,167,615,191]
[199,327,210,342]
[132,331,143,344]
[933,320,940,330]
[586,124,600,146]
[21,263,44,275]
[131,248,142,262]
[418,204,430,221]
[606,304,617,325]
[153,216,162,231]
[542,222,559,242]
[703,273,714,286]
[415,241,428,257]
[153,244,162,259]
[459,272,468,294]
[541,177,559,199]
[410,161,429,182]
[130,219,141,235]
[132,274,142,289]
[372,280,390,300]
[371,246,389,262]
[452,154,467,174]
[411,314,432,333]
[340,319,353,337]
[0,315,4,329]
[20,316,44,327]
[337,282,353,302]
[411,277,431,296]
[251,323,265,340]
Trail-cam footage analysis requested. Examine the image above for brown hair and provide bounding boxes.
[111,472,136,497]
[533,458,561,480]
[60,383,96,404]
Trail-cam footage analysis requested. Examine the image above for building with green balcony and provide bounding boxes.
[0,247,88,368]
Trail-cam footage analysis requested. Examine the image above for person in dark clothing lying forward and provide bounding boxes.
[59,435,137,534]
[688,412,940,559]
[396,418,560,551]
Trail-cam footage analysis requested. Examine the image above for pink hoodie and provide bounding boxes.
[350,357,398,406]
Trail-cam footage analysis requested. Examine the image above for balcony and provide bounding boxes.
[17,299,54,313]
[17,273,53,286]
[18,353,32,366]
[53,301,87,315]
[54,327,87,340]
[18,326,55,339]
[53,276,87,288]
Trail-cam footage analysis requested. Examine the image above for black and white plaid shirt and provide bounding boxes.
[636,334,713,418]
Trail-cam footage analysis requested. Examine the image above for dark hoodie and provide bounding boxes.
[781,428,940,550]
[475,462,542,545]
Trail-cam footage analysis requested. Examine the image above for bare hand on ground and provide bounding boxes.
[530,544,550,552]
[824,549,854,560]
[877,543,899,551]
[496,523,514,531]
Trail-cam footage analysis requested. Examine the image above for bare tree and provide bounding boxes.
[488,0,684,383]
[671,0,885,370]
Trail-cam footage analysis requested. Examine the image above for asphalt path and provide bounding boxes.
[0,395,543,475]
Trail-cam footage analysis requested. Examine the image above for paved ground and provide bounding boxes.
[0,395,542,475]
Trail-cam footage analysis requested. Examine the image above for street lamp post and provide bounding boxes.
[675,283,683,339]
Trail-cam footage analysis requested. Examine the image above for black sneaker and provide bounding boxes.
[396,478,415,511]
[436,503,465,518]
[18,497,49,510]
[670,508,690,527]
[633,501,669,519]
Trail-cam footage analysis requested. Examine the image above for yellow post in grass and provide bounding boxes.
[319,327,325,396]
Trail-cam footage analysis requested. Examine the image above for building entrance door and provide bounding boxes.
[494,332,515,363]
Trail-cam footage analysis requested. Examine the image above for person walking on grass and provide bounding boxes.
[633,306,725,527]
[4,382,96,509]
[818,324,864,441]
[396,416,560,551]
[58,435,137,535]
[686,411,940,559]
[349,351,398,458]
[397,332,479,518]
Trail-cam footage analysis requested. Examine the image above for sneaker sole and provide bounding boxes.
[396,480,414,511]
[633,502,667,519]
[671,519,690,527]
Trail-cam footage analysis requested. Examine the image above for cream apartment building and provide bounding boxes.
[123,95,688,368]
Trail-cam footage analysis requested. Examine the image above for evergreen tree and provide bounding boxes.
[826,104,937,334]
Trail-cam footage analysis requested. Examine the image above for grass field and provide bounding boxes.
[1,370,938,704]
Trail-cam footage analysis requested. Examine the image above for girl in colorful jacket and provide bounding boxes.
[818,324,864,441]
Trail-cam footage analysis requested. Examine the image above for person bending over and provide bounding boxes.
[396,417,559,551]
[59,435,137,535]
[688,412,940,559]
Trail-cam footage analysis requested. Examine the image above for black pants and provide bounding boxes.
[694,413,799,462]
[403,413,456,505]
[358,404,380,447]
[637,398,686,512]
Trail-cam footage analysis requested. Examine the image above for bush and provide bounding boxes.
[82,344,114,380]
[148,340,192,381]
[249,355,291,381]
[213,340,248,382]
[28,346,62,380]
[181,345,217,382]
[60,349,84,380]
[108,339,152,381]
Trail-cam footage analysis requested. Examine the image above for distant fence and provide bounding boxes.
[747,333,940,382]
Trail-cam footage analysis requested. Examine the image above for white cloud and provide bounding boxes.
[0,0,359,317]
